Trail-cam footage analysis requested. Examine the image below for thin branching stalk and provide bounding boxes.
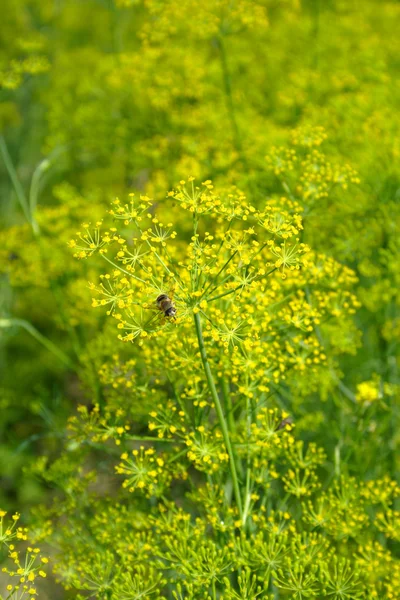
[101,253,148,285]
[201,250,239,299]
[194,312,243,520]
[208,267,277,303]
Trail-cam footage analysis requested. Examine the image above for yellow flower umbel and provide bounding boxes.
[71,180,311,350]
[356,380,380,405]
[0,512,49,599]
[116,446,186,497]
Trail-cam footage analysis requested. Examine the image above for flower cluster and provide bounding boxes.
[1,1,400,597]
[0,511,49,598]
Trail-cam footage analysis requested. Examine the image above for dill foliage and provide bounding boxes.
[0,1,399,599]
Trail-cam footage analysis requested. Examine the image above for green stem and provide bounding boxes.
[217,36,242,155]
[167,447,188,464]
[242,470,252,526]
[0,135,39,235]
[242,396,252,527]
[0,318,73,368]
[194,312,243,519]
[29,160,48,217]
[334,442,341,477]
[126,435,176,443]
[221,378,244,481]
[29,145,67,219]
[221,378,235,435]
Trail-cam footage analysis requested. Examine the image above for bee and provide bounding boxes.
[276,416,293,431]
[156,292,177,318]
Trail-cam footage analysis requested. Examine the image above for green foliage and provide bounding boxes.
[1,0,399,598]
